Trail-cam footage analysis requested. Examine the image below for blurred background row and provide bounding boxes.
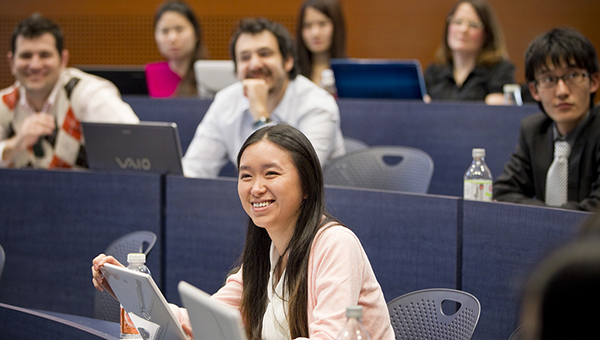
[0,0,598,88]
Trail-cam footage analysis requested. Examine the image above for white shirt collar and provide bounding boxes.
[17,71,63,114]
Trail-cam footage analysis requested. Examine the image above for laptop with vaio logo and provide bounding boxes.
[82,121,184,175]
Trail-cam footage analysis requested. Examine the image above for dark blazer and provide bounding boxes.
[494,105,600,211]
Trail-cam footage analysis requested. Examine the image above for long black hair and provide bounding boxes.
[236,124,337,339]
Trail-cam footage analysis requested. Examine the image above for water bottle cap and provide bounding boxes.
[346,305,363,318]
[127,253,146,264]
[472,148,485,158]
[321,69,334,78]
[503,84,520,92]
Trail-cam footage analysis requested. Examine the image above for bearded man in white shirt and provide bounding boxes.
[182,17,345,178]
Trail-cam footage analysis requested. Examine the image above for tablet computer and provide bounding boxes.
[330,58,426,100]
[178,281,246,340]
[82,121,184,175]
[100,263,188,340]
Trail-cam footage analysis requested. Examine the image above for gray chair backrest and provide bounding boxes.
[388,288,481,340]
[508,325,524,340]
[343,137,369,155]
[0,244,5,283]
[93,230,157,322]
[323,146,434,193]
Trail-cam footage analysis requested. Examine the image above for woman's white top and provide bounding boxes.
[261,242,291,340]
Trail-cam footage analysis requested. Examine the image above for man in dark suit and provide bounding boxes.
[494,28,600,211]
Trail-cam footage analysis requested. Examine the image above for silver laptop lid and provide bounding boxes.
[101,263,188,340]
[178,281,246,340]
[82,121,183,175]
[194,60,238,98]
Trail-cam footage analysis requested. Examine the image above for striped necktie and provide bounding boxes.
[545,140,570,207]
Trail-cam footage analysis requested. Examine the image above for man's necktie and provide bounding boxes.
[545,140,571,206]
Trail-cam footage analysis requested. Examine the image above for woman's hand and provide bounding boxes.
[182,323,194,340]
[91,253,124,299]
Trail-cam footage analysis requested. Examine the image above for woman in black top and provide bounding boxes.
[425,0,515,104]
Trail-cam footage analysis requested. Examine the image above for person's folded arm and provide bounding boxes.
[485,60,516,105]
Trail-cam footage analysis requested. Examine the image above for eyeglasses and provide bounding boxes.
[447,16,484,30]
[535,71,589,89]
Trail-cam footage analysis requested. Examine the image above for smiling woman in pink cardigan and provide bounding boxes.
[92,124,394,340]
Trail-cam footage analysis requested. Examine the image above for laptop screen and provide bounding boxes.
[77,65,148,95]
[330,59,426,100]
[82,121,184,175]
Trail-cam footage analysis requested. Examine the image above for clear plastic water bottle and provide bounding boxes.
[120,253,151,339]
[336,306,372,340]
[320,69,337,97]
[464,148,493,202]
[503,84,523,106]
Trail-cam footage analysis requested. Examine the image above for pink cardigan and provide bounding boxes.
[174,225,394,340]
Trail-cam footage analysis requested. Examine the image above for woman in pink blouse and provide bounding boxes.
[145,1,205,98]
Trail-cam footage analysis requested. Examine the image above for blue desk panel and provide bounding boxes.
[164,176,247,305]
[325,186,460,301]
[336,100,539,196]
[461,200,590,340]
[0,169,163,317]
[0,303,118,339]
[164,176,459,305]
[126,96,539,197]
